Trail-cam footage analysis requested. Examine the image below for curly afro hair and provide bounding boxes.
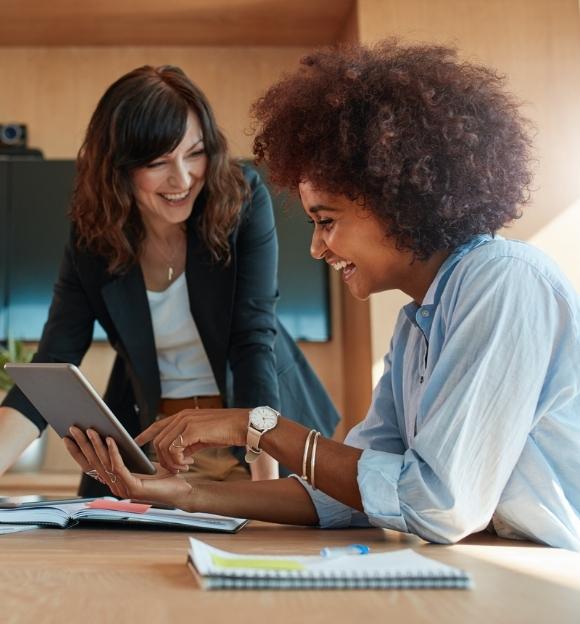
[252,40,534,259]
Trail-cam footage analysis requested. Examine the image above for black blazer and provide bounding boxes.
[3,167,339,491]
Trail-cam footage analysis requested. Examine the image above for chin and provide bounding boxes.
[346,283,371,301]
[162,205,194,224]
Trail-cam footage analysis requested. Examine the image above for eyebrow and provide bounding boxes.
[150,137,204,162]
[188,137,204,150]
[308,204,339,214]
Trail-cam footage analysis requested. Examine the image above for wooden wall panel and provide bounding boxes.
[0,46,310,159]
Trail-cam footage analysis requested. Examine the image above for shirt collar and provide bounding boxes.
[403,234,496,332]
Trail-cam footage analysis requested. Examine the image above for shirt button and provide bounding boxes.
[421,309,430,318]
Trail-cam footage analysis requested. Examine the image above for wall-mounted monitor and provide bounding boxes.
[0,160,330,343]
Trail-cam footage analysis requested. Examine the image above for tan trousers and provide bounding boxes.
[151,396,250,483]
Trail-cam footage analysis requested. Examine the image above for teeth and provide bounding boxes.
[161,189,189,201]
[331,260,351,272]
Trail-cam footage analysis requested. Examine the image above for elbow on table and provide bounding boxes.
[407,505,492,545]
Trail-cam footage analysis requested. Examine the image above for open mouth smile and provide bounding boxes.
[158,188,191,203]
[329,259,357,281]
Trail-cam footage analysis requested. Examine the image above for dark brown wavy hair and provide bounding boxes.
[252,41,533,259]
[71,65,246,272]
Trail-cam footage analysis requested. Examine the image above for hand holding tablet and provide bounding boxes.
[4,363,156,475]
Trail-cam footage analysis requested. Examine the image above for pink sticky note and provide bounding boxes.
[86,499,151,514]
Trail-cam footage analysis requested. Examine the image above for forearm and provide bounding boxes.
[138,408,364,515]
[249,451,278,480]
[0,407,41,475]
[259,417,364,511]
[184,476,319,525]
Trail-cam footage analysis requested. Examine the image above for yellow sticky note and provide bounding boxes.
[211,553,305,571]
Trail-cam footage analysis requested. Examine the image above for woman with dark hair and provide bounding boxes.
[0,65,339,493]
[66,43,579,551]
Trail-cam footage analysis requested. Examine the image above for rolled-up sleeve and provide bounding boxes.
[291,476,355,528]
[357,449,407,532]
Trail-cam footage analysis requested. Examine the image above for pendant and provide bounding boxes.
[168,266,174,281]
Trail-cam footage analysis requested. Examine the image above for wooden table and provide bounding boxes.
[1,522,579,624]
[0,471,79,498]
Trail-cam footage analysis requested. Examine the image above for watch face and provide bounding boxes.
[251,406,278,431]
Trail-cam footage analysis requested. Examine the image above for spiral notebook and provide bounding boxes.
[187,538,472,590]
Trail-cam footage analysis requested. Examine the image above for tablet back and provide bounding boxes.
[4,363,156,475]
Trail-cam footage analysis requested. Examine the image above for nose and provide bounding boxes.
[310,226,326,260]
[168,157,192,189]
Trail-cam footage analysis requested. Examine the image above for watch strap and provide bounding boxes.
[245,425,263,463]
[246,425,263,455]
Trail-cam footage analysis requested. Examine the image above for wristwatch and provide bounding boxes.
[245,406,280,463]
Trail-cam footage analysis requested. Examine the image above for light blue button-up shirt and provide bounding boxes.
[301,235,580,551]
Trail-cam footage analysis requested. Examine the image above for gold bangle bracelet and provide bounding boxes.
[301,429,316,481]
[309,431,321,490]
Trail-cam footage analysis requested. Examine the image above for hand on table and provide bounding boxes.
[134,408,249,473]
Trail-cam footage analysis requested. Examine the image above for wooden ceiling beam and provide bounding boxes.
[0,0,356,46]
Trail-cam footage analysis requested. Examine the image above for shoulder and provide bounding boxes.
[240,162,262,189]
[240,163,271,205]
[65,225,111,283]
[455,238,575,297]
[237,163,275,228]
[444,237,579,331]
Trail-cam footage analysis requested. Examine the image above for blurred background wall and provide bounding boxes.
[0,0,578,471]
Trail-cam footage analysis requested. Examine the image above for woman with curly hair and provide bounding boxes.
[0,65,339,492]
[67,43,579,550]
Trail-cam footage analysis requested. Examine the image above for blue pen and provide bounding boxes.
[320,544,370,558]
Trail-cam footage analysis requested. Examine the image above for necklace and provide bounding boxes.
[148,231,182,283]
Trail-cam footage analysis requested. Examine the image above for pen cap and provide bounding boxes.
[320,544,371,557]
[350,544,370,554]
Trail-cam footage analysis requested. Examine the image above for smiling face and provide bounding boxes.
[131,110,208,230]
[299,182,418,301]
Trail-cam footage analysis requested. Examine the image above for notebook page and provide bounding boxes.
[73,505,246,531]
[0,502,85,527]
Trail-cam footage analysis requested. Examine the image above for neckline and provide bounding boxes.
[146,271,186,297]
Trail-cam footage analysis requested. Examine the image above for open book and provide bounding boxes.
[187,538,472,589]
[0,499,247,533]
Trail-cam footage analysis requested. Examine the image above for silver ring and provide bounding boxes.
[170,434,186,450]
[85,469,106,484]
[105,470,118,484]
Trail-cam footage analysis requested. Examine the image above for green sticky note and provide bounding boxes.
[211,553,305,571]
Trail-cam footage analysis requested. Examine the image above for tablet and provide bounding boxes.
[4,363,156,475]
